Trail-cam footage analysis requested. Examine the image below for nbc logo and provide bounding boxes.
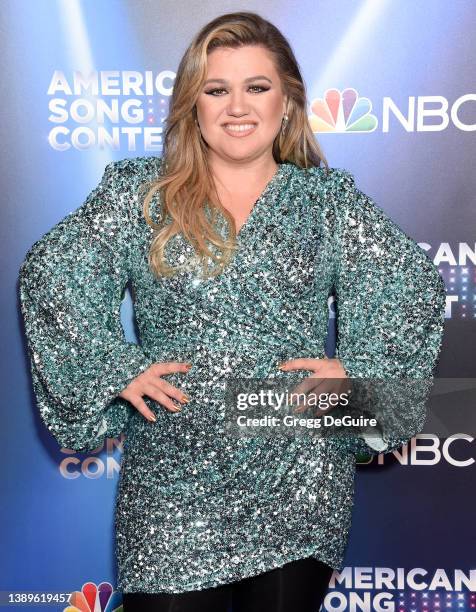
[64,581,123,612]
[309,87,378,133]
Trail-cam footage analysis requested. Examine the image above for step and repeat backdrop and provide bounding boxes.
[2,1,475,610]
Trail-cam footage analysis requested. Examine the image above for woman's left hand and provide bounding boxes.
[277,357,353,415]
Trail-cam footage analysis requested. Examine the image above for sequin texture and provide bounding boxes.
[18,156,446,593]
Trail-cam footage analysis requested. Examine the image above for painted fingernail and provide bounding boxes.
[181,394,191,403]
[277,363,287,369]
[149,412,157,422]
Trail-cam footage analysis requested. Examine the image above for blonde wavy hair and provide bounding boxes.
[142,11,329,279]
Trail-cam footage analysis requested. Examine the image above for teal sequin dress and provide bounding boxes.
[18,156,446,593]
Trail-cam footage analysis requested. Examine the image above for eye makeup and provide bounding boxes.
[204,85,270,96]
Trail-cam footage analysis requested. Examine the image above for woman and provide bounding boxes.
[18,11,446,612]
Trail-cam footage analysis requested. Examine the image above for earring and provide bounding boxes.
[281,114,289,134]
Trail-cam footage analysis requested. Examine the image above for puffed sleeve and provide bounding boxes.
[19,161,156,452]
[329,169,446,457]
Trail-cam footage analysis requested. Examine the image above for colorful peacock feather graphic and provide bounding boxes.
[64,581,123,612]
[309,88,378,133]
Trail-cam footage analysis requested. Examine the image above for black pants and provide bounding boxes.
[122,556,334,612]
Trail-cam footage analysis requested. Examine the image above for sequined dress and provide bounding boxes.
[18,156,446,593]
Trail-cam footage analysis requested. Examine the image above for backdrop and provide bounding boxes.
[2,1,475,610]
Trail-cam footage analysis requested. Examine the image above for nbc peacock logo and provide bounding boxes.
[63,581,123,612]
[309,87,378,133]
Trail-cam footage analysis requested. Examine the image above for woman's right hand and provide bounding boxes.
[118,361,192,422]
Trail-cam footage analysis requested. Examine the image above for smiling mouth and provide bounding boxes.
[222,123,257,136]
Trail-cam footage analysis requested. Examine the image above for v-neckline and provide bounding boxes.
[231,163,285,241]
